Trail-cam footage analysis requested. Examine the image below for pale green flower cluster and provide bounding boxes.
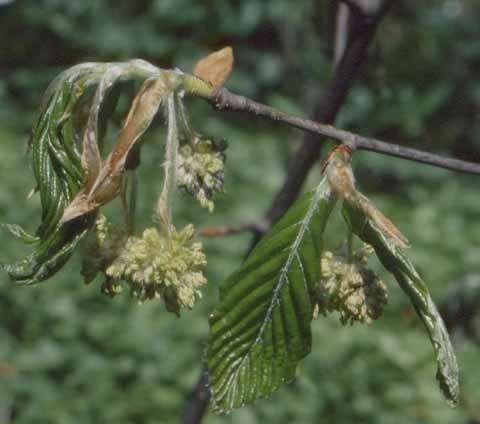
[106,224,207,314]
[314,245,388,325]
[81,215,207,314]
[177,139,225,212]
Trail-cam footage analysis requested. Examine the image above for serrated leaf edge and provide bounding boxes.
[209,177,334,412]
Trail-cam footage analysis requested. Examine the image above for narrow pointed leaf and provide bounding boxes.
[343,203,459,406]
[207,177,336,412]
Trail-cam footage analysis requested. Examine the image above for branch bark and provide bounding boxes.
[209,86,480,176]
[199,221,268,237]
[182,373,210,424]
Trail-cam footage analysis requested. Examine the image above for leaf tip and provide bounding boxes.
[436,352,460,407]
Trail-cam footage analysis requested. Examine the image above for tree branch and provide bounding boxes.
[182,0,480,177]
[255,0,392,233]
[208,86,480,175]
[340,0,366,18]
[199,221,268,238]
[333,2,351,68]
[183,3,480,199]
[182,373,210,424]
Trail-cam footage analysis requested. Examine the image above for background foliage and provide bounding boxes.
[0,1,479,422]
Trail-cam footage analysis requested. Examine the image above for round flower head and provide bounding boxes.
[177,135,226,212]
[106,224,207,315]
[315,245,388,325]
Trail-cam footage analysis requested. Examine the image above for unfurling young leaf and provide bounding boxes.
[3,61,165,284]
[193,46,234,89]
[207,176,336,413]
[343,202,460,406]
[3,57,218,294]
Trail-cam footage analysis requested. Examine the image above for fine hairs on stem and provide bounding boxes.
[176,93,195,142]
[157,93,179,231]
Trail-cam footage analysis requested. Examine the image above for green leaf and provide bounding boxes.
[207,177,336,412]
[343,202,460,406]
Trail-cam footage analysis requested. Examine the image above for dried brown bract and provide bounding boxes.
[193,46,234,89]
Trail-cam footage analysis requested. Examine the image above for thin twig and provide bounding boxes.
[184,3,480,177]
[199,221,268,238]
[208,87,480,175]
[182,373,210,424]
[334,2,351,68]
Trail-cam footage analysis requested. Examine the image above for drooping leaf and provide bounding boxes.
[343,202,460,406]
[207,177,336,412]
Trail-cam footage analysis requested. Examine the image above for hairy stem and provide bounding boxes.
[176,94,196,142]
[157,93,179,230]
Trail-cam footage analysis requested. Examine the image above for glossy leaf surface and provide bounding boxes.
[208,177,336,412]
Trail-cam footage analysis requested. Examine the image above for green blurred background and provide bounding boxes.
[1,1,479,423]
